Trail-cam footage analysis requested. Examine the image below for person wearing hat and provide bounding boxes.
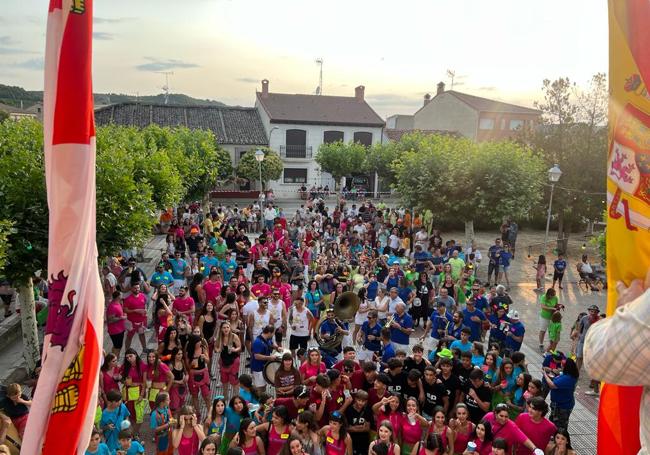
[504,310,525,355]
[150,262,174,291]
[574,304,602,396]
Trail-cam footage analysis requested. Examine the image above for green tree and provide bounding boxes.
[0,220,13,271]
[0,110,8,123]
[316,141,367,188]
[393,134,544,244]
[236,148,283,190]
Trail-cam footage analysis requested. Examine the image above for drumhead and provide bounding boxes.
[262,360,281,385]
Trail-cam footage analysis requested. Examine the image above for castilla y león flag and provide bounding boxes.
[602,0,650,454]
[22,0,103,454]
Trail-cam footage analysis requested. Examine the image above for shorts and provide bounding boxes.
[553,271,565,281]
[109,332,125,349]
[290,335,309,351]
[576,341,585,358]
[502,265,510,273]
[220,357,241,385]
[169,384,187,411]
[539,315,551,332]
[253,371,266,388]
[188,369,210,399]
[127,322,146,337]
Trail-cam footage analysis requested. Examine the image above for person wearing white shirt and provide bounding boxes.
[264,205,276,230]
[387,287,404,316]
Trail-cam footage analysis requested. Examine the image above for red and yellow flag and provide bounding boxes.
[603,0,650,453]
[22,0,103,453]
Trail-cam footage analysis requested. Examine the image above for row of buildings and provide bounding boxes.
[3,80,541,195]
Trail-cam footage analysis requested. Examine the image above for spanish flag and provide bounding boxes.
[22,0,103,453]
[602,1,650,453]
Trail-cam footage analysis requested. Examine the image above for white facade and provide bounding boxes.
[255,100,383,195]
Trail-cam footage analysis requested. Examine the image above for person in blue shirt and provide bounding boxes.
[221,256,238,282]
[413,245,432,273]
[150,392,173,455]
[422,302,453,353]
[462,298,487,342]
[380,328,396,367]
[170,252,188,290]
[543,357,579,430]
[504,310,525,353]
[449,311,467,340]
[487,238,503,286]
[365,273,379,300]
[99,390,130,453]
[320,308,349,361]
[116,429,145,455]
[358,310,382,359]
[251,325,276,393]
[449,327,473,353]
[498,245,513,290]
[552,253,567,289]
[85,429,111,455]
[150,262,174,290]
[389,302,413,352]
[199,249,220,273]
[487,306,509,353]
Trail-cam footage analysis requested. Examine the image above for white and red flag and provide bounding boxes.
[22,0,103,453]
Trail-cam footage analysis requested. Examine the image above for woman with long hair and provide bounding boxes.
[205,397,227,441]
[99,353,120,405]
[144,350,174,411]
[197,301,218,354]
[186,334,211,417]
[256,406,292,455]
[428,407,453,455]
[215,321,242,400]
[463,420,493,455]
[159,325,180,364]
[491,359,516,408]
[292,410,322,455]
[372,395,403,435]
[544,358,579,431]
[229,418,265,455]
[319,411,352,455]
[218,292,239,322]
[274,352,302,398]
[220,396,251,455]
[120,348,146,437]
[198,438,218,455]
[375,287,390,325]
[169,347,188,413]
[449,403,475,455]
[305,280,324,331]
[281,435,311,455]
[172,405,206,455]
[545,428,576,455]
[507,373,532,419]
[398,398,429,455]
[299,347,327,386]
[153,284,175,343]
[481,352,500,385]
[189,272,206,319]
[411,433,443,455]
[369,420,400,455]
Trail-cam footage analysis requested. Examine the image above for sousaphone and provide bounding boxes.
[314,291,361,350]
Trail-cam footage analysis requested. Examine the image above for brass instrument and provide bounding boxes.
[314,291,360,350]
[384,314,396,329]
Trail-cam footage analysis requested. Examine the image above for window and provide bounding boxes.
[479,118,495,130]
[353,131,373,146]
[284,168,308,184]
[323,130,344,144]
[285,129,307,158]
[509,119,524,130]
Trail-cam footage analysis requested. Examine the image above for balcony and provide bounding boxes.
[280,145,312,159]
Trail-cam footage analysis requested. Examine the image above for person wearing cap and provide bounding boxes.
[504,310,525,354]
[274,385,310,421]
[574,304,602,396]
[150,262,174,291]
[185,227,203,256]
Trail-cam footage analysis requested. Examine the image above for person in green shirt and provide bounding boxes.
[547,310,562,352]
[212,236,228,261]
[538,288,559,351]
[448,250,466,281]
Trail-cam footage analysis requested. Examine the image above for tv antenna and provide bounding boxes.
[446,69,456,90]
[156,71,174,104]
[315,58,323,95]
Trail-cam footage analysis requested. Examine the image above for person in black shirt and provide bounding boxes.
[421,366,448,418]
[345,390,374,455]
[454,351,475,395]
[403,344,430,375]
[386,358,408,398]
[401,369,424,404]
[251,261,271,283]
[438,358,461,416]
[465,369,492,424]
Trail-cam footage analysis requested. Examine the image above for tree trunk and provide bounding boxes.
[464,220,475,250]
[556,212,569,255]
[18,278,40,372]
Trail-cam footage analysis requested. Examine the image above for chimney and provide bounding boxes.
[355,85,365,101]
[261,79,269,98]
[437,81,445,95]
[423,93,431,106]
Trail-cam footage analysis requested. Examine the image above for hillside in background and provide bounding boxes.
[0,84,227,108]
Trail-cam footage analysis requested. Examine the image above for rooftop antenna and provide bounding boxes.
[156,71,174,104]
[446,69,456,90]
[315,58,323,95]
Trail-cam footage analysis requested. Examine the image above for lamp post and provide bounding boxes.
[543,164,562,253]
[255,149,265,207]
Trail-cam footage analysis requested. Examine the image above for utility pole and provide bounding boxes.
[156,71,174,104]
[315,58,323,95]
[447,69,456,90]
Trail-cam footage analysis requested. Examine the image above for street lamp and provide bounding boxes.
[543,164,562,253]
[255,149,265,203]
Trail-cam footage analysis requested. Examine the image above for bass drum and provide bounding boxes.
[262,360,281,385]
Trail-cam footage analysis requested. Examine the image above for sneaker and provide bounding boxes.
[539,344,544,352]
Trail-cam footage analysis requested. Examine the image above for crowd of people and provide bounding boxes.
[0,198,598,455]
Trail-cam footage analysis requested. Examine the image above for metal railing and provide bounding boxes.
[279,145,313,159]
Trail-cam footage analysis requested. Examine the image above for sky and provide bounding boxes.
[0,0,608,117]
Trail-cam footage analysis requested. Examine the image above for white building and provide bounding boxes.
[254,79,385,193]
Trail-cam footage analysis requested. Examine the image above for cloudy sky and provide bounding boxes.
[0,0,607,117]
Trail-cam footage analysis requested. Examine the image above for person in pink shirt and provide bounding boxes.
[251,275,271,298]
[123,283,147,351]
[398,397,429,454]
[173,286,196,326]
[514,397,556,455]
[482,404,541,454]
[203,270,222,304]
[106,291,127,357]
[144,351,174,412]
